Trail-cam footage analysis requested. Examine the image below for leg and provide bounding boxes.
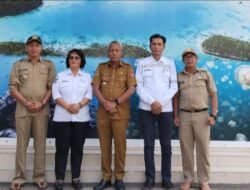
[32,116,48,183]
[54,121,71,180]
[71,122,88,179]
[112,120,128,180]
[193,112,210,184]
[12,117,32,185]
[179,111,195,183]
[139,109,156,180]
[157,112,173,183]
[96,119,113,181]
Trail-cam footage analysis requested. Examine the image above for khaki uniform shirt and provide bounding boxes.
[92,61,136,120]
[9,57,56,117]
[177,68,217,110]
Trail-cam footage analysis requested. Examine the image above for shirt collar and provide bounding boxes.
[182,67,199,75]
[150,55,164,63]
[26,56,43,63]
[66,69,83,76]
[108,61,124,68]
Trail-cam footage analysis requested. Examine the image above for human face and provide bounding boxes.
[69,52,81,71]
[108,43,122,63]
[25,41,42,59]
[150,37,165,59]
[183,53,198,69]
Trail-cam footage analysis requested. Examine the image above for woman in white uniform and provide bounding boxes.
[52,49,92,190]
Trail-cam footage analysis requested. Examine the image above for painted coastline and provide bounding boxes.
[0,42,150,58]
[202,35,250,61]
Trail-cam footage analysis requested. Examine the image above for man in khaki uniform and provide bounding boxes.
[92,41,136,190]
[9,35,56,190]
[173,48,218,190]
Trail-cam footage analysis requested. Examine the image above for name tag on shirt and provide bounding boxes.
[143,67,153,77]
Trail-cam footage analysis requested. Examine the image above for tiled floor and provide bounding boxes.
[1,183,250,190]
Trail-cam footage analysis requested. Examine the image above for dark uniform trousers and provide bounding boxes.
[54,121,89,180]
[139,109,173,182]
[97,119,128,181]
[14,116,48,184]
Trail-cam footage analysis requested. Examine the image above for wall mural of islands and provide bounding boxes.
[1,0,250,141]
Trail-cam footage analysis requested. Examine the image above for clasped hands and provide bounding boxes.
[151,101,162,115]
[25,100,44,113]
[65,103,81,114]
[103,100,118,113]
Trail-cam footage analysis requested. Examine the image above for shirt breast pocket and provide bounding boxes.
[163,68,170,77]
[39,68,49,81]
[194,79,207,94]
[78,82,88,94]
[115,74,126,88]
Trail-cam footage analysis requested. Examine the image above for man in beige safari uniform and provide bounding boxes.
[174,48,218,190]
[9,35,56,190]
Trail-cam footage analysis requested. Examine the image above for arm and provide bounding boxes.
[116,65,136,104]
[31,61,56,111]
[116,85,135,104]
[173,91,180,127]
[78,75,92,107]
[208,91,218,126]
[9,62,37,112]
[206,71,218,126]
[10,89,35,109]
[160,60,178,106]
[93,84,116,112]
[135,60,155,105]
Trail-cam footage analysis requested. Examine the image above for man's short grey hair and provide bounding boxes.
[107,40,123,50]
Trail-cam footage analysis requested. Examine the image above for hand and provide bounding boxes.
[208,116,216,126]
[26,101,42,113]
[174,116,180,127]
[104,101,117,113]
[67,104,80,114]
[151,101,162,115]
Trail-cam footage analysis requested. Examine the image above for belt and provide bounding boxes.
[180,108,208,113]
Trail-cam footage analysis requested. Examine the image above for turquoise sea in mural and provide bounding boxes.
[1,1,250,140]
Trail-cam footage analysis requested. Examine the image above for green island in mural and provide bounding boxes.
[0,42,150,58]
[0,0,42,17]
[202,35,250,61]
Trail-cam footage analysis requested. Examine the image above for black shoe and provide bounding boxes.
[72,178,82,190]
[115,180,125,190]
[143,178,155,188]
[162,180,174,189]
[55,180,64,190]
[93,179,112,190]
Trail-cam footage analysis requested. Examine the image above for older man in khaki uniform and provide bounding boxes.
[9,35,56,190]
[92,41,136,190]
[174,48,218,190]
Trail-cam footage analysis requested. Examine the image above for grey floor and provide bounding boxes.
[1,183,250,190]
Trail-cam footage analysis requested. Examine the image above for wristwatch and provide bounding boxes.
[78,102,84,108]
[115,99,120,105]
[210,113,217,121]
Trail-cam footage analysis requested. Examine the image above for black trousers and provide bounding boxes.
[139,109,173,182]
[54,121,89,180]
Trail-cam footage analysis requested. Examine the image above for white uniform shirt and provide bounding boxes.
[52,69,92,122]
[136,56,178,112]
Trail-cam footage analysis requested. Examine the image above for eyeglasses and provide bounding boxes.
[69,56,80,60]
